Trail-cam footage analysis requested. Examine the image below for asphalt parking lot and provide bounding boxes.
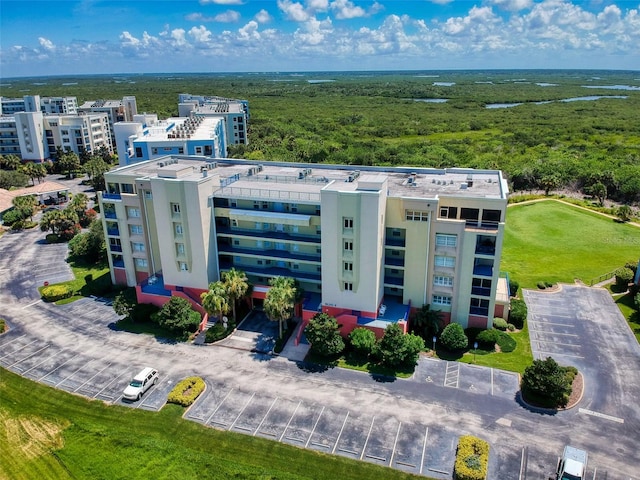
[215,310,278,353]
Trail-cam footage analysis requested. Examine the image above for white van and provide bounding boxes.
[122,367,158,401]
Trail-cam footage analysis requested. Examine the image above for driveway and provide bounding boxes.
[1,226,638,479]
[215,310,278,354]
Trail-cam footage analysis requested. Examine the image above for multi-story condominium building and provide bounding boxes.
[113,115,227,167]
[0,111,113,161]
[178,93,249,147]
[99,156,509,334]
[78,96,137,144]
[0,95,78,115]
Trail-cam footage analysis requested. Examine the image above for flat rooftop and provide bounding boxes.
[107,156,508,200]
[137,117,223,142]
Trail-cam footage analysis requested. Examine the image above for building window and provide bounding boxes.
[290,203,298,213]
[435,234,457,247]
[343,217,354,229]
[130,225,143,235]
[132,242,145,252]
[176,243,185,255]
[144,191,152,199]
[344,282,353,291]
[344,240,353,251]
[171,203,181,214]
[470,298,490,316]
[439,206,458,219]
[135,147,143,158]
[405,210,429,222]
[434,275,454,287]
[434,256,455,268]
[230,199,237,208]
[151,148,158,155]
[174,223,183,235]
[178,147,184,154]
[127,207,141,218]
[134,258,148,268]
[432,295,452,306]
[121,183,134,194]
[179,262,188,271]
[262,201,269,209]
[344,262,353,271]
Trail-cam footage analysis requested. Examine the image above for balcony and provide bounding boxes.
[219,259,321,282]
[384,256,405,267]
[109,244,123,253]
[217,244,321,263]
[216,225,321,244]
[469,306,489,316]
[383,275,404,286]
[103,210,117,219]
[475,235,496,256]
[106,227,120,237]
[473,264,493,277]
[471,286,491,297]
[102,192,122,200]
[465,220,499,231]
[384,237,406,248]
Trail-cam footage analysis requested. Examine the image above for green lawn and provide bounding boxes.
[501,200,640,289]
[612,291,640,344]
[456,325,533,374]
[0,367,427,480]
[38,257,111,304]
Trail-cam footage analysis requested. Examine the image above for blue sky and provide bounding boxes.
[1,0,639,77]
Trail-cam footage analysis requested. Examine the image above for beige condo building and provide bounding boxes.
[99,156,509,333]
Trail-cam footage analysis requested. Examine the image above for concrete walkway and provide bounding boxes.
[279,320,310,361]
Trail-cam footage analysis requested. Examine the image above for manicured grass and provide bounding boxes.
[502,200,640,289]
[456,324,533,374]
[305,351,415,379]
[113,317,180,342]
[0,367,426,480]
[38,257,112,304]
[611,290,640,344]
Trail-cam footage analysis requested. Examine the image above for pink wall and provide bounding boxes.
[134,286,208,332]
[135,271,147,284]
[494,304,505,319]
[468,315,488,329]
[114,268,127,285]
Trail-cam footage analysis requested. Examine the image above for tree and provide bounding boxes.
[201,281,230,323]
[539,174,561,196]
[84,155,111,191]
[58,150,80,179]
[12,194,37,221]
[113,289,138,318]
[616,205,633,223]
[21,162,47,185]
[264,276,296,339]
[376,323,425,368]
[0,154,21,170]
[521,357,572,408]
[0,170,29,189]
[410,304,443,340]
[440,323,469,351]
[586,182,607,205]
[221,268,250,322]
[304,312,345,357]
[68,218,105,260]
[614,267,634,290]
[40,209,79,239]
[348,327,377,357]
[154,297,201,336]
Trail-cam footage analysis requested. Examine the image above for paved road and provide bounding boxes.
[1,226,638,479]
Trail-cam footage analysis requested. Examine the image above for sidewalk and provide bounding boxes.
[279,320,310,361]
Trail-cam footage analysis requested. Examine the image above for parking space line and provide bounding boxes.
[490,368,494,396]
[444,362,459,388]
[535,350,584,359]
[332,412,350,454]
[56,358,97,387]
[8,344,50,368]
[279,400,301,442]
[94,370,130,401]
[359,416,376,460]
[388,422,402,467]
[519,446,528,480]
[229,392,256,431]
[254,397,278,436]
[39,353,79,382]
[0,339,39,360]
[205,388,234,425]
[578,408,624,424]
[21,299,42,309]
[530,321,576,327]
[535,340,581,348]
[530,329,578,337]
[0,333,27,348]
[419,426,429,475]
[22,349,62,376]
[74,362,113,393]
[305,406,325,448]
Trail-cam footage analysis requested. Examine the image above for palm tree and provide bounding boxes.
[221,268,251,322]
[411,304,443,339]
[12,194,37,221]
[201,281,230,323]
[264,276,296,339]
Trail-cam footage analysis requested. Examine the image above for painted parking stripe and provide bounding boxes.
[22,349,64,376]
[535,340,581,348]
[94,370,131,401]
[578,408,624,424]
[254,397,279,436]
[204,388,235,426]
[74,362,113,393]
[229,392,256,431]
[0,339,39,360]
[39,353,79,382]
[331,412,350,454]
[0,333,27,348]
[534,350,584,359]
[419,426,429,475]
[8,344,50,368]
[388,422,402,467]
[530,329,578,337]
[279,400,301,442]
[305,406,325,448]
[359,416,376,460]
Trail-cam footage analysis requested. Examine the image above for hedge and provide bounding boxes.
[41,284,73,302]
[0,318,6,333]
[454,435,490,480]
[167,376,206,407]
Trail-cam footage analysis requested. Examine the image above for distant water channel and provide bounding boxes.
[486,95,628,109]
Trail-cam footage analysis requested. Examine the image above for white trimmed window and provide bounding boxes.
[433,276,454,287]
[134,258,148,268]
[343,217,354,229]
[127,207,140,218]
[405,210,429,222]
[176,243,185,255]
[179,262,188,271]
[435,234,457,247]
[130,224,143,235]
[174,223,183,235]
[434,256,455,268]
[344,262,353,271]
[344,240,353,251]
[132,242,145,252]
[171,203,181,214]
[432,295,452,306]
[344,282,353,291]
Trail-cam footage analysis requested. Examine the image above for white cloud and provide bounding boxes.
[278,0,310,22]
[238,21,261,41]
[199,0,243,4]
[488,0,533,12]
[330,0,366,19]
[170,28,189,48]
[255,9,272,24]
[426,0,453,5]
[189,25,213,43]
[38,37,55,51]
[214,10,241,22]
[186,13,217,22]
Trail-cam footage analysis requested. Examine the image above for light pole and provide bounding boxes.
[432,336,437,352]
[473,341,478,364]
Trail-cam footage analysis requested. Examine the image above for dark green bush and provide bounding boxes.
[464,327,483,345]
[440,323,468,351]
[537,282,546,289]
[1,209,24,226]
[509,299,528,329]
[130,303,159,322]
[204,320,235,343]
[492,317,508,330]
[614,267,634,289]
[476,329,500,349]
[508,279,519,297]
[521,357,573,408]
[0,318,6,333]
[348,327,377,357]
[496,332,517,353]
[45,233,60,243]
[544,281,554,288]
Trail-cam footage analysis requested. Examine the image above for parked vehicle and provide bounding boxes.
[122,367,158,401]
[556,446,588,480]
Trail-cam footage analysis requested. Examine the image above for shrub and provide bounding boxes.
[544,281,554,288]
[440,323,468,351]
[492,317,508,330]
[0,318,6,333]
[305,313,345,357]
[521,357,573,408]
[614,267,634,289]
[454,435,489,480]
[537,282,546,289]
[204,320,235,343]
[508,279,519,297]
[376,324,425,368]
[624,261,637,275]
[130,303,159,323]
[496,332,517,353]
[476,329,500,349]
[464,327,483,345]
[154,297,201,337]
[635,293,640,311]
[1,208,24,226]
[41,284,73,302]
[509,299,528,329]
[348,327,377,357]
[45,233,60,243]
[507,323,516,331]
[167,376,206,407]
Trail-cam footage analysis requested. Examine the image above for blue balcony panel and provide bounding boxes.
[384,257,405,267]
[219,260,321,282]
[103,211,117,219]
[471,287,491,296]
[383,276,404,286]
[385,238,406,248]
[475,245,496,256]
[218,244,321,263]
[469,307,489,316]
[473,265,493,277]
[107,228,120,236]
[113,260,125,268]
[103,192,121,200]
[109,245,123,252]
[216,225,321,244]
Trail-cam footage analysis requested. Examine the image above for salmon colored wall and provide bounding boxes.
[135,271,147,284]
[440,312,452,326]
[114,268,127,285]
[494,304,506,320]
[468,315,488,329]
[135,286,171,309]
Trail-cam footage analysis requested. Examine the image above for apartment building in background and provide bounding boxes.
[0,111,113,162]
[0,95,78,115]
[99,156,509,336]
[78,96,138,144]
